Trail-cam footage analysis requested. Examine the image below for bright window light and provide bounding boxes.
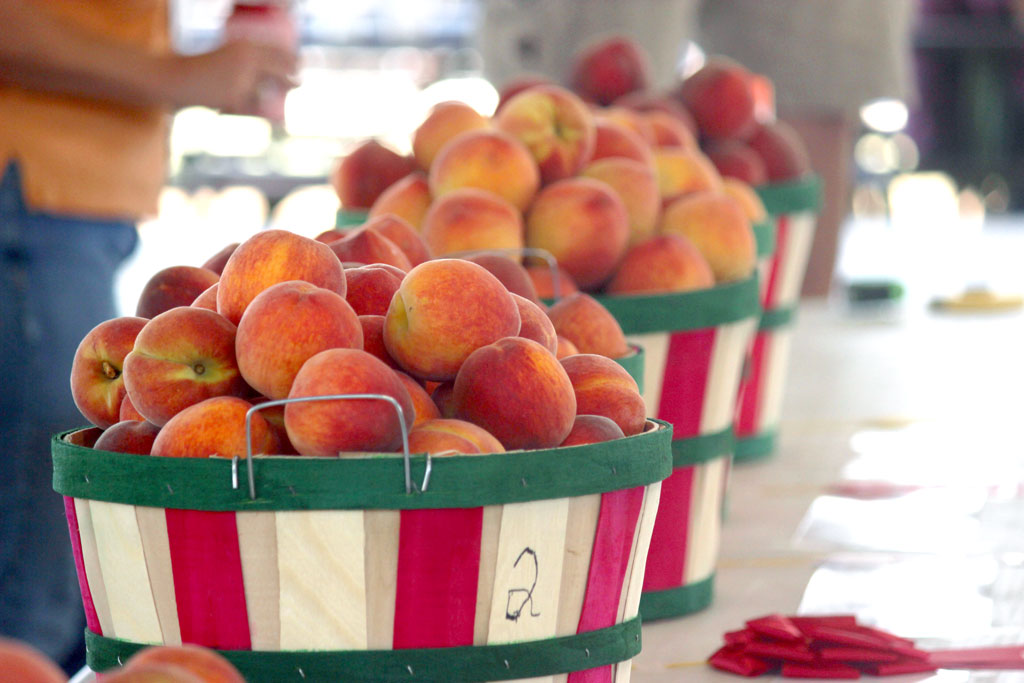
[419,77,500,118]
[860,98,909,134]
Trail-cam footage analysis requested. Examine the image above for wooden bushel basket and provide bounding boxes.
[52,406,672,683]
[595,277,760,620]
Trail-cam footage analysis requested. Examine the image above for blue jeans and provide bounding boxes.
[0,164,138,671]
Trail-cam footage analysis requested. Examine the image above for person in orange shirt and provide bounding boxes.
[0,1,296,673]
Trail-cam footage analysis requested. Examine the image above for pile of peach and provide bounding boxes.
[331,36,811,299]
[71,226,646,460]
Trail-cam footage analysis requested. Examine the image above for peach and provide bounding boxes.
[569,35,651,106]
[580,157,661,245]
[642,110,697,149]
[496,74,555,112]
[236,280,363,400]
[412,101,490,170]
[313,228,344,245]
[394,370,441,427]
[511,293,557,354]
[722,177,769,223]
[123,307,247,426]
[746,121,812,182]
[285,348,415,455]
[331,139,416,209]
[525,177,629,290]
[361,213,430,266]
[561,414,625,447]
[328,226,413,271]
[494,84,596,184]
[345,263,406,317]
[358,314,401,370]
[597,106,656,145]
[408,418,505,455]
[660,191,757,282]
[190,283,218,311]
[546,292,629,358]
[430,380,457,418]
[383,259,521,381]
[452,337,576,450]
[251,398,298,455]
[615,91,698,135]
[591,119,655,167]
[0,636,70,683]
[560,353,646,436]
[70,316,148,429]
[136,265,220,319]
[200,242,239,276]
[217,229,346,325]
[653,147,723,204]
[463,253,541,303]
[526,264,579,300]
[94,419,161,455]
[125,644,245,683]
[421,188,524,258]
[120,392,146,421]
[150,396,278,459]
[429,129,539,212]
[368,172,433,231]
[678,56,757,140]
[555,335,580,359]
[606,233,715,295]
[705,139,768,186]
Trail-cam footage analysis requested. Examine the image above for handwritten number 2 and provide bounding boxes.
[506,547,540,621]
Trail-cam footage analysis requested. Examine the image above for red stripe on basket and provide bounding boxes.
[656,328,716,438]
[166,509,251,649]
[569,486,645,683]
[642,465,696,592]
[393,508,483,649]
[763,215,790,309]
[64,497,102,635]
[736,330,768,437]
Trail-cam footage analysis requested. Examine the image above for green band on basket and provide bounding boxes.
[613,344,645,395]
[759,306,796,330]
[85,617,642,681]
[753,219,776,258]
[639,575,715,621]
[592,275,760,335]
[52,420,672,512]
[733,430,778,464]
[755,175,823,216]
[671,428,734,467]
[335,208,369,228]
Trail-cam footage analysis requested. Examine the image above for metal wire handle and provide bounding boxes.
[236,393,429,500]
[444,247,564,301]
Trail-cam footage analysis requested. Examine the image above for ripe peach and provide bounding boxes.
[345,263,406,317]
[236,280,363,400]
[722,177,769,223]
[569,35,651,106]
[642,110,697,149]
[285,348,415,455]
[217,229,346,325]
[430,381,457,418]
[494,84,597,184]
[561,414,625,447]
[394,370,441,427]
[190,283,218,311]
[429,130,539,212]
[136,265,220,319]
[613,91,698,136]
[580,157,661,245]
[408,418,505,455]
[555,335,580,359]
[746,120,812,182]
[328,226,413,271]
[653,147,723,204]
[546,292,629,358]
[120,393,146,421]
[200,242,239,276]
[358,314,401,370]
[251,398,298,455]
[463,253,540,303]
[368,172,433,231]
[511,293,557,354]
[560,353,646,436]
[94,419,161,455]
[70,316,148,428]
[124,643,245,683]
[412,101,490,170]
[660,191,756,282]
[526,264,579,300]
[496,74,555,112]
[591,119,655,167]
[0,636,69,683]
[123,307,247,426]
[452,337,576,450]
[421,188,524,258]
[606,233,715,295]
[678,56,757,140]
[150,396,278,459]
[383,259,521,381]
[314,228,344,245]
[598,106,656,145]
[705,139,768,186]
[331,139,416,209]
[361,213,430,266]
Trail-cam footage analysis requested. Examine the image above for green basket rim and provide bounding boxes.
[670,427,734,467]
[733,430,778,464]
[639,575,714,621]
[335,208,370,228]
[753,219,776,258]
[613,343,645,395]
[755,175,823,215]
[52,420,672,512]
[759,306,796,330]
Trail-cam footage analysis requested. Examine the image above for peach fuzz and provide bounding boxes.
[525,177,629,290]
[328,226,413,271]
[428,129,539,212]
[463,253,541,303]
[285,348,415,456]
[591,119,655,167]
[581,157,661,245]
[546,292,629,359]
[383,259,521,381]
[653,147,723,205]
[93,419,161,455]
[422,189,524,258]
[606,233,715,295]
[560,353,646,436]
[494,84,596,184]
[360,213,430,266]
[124,643,245,683]
[0,637,67,683]
[236,280,363,400]
[345,263,406,317]
[678,56,757,140]
[569,34,651,106]
[135,265,219,319]
[512,293,558,354]
[408,418,505,455]
[331,139,416,209]
[452,337,577,451]
[368,171,433,231]
[412,100,490,170]
[660,191,757,283]
[526,264,579,300]
[70,316,148,429]
[150,396,278,459]
[216,229,346,325]
[394,370,441,427]
[561,414,625,447]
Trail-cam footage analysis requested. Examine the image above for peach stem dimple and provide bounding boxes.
[101,361,119,380]
[193,363,206,375]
